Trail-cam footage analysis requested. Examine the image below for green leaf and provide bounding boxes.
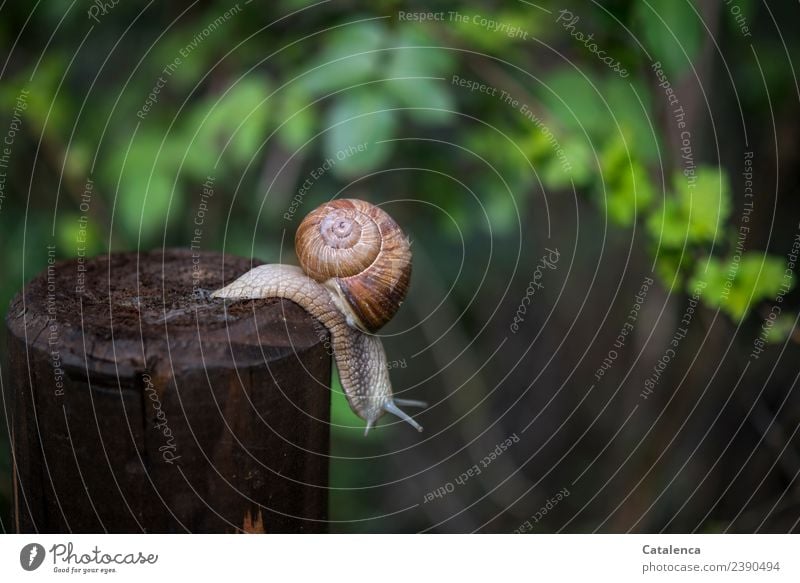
[106,130,181,241]
[598,133,654,226]
[448,10,534,50]
[647,197,688,248]
[4,57,71,136]
[599,129,633,185]
[386,27,455,78]
[486,193,518,233]
[647,166,730,247]
[605,162,654,226]
[689,256,726,303]
[539,70,609,137]
[675,166,731,242]
[542,136,594,189]
[65,141,91,182]
[276,87,317,150]
[183,77,271,176]
[652,247,691,290]
[766,314,796,344]
[520,125,556,163]
[386,78,454,125]
[379,28,457,125]
[56,213,104,258]
[724,0,756,37]
[689,253,791,320]
[323,89,397,177]
[297,21,385,96]
[603,77,659,163]
[635,0,703,78]
[150,36,212,90]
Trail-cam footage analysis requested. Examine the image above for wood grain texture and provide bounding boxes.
[5,249,331,533]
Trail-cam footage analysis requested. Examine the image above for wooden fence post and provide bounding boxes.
[5,249,331,533]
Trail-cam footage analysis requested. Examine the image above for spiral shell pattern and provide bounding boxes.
[295,199,411,332]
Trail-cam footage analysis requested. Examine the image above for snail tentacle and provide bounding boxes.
[393,398,428,408]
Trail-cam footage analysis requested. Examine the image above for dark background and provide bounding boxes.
[1,0,800,532]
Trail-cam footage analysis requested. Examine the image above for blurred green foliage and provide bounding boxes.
[690,254,791,321]
[635,0,703,78]
[0,1,792,318]
[1,0,798,531]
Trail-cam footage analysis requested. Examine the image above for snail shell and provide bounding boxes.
[295,199,412,333]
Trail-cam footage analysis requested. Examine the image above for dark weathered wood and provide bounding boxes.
[6,249,331,533]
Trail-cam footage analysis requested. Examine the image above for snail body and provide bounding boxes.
[212,199,423,434]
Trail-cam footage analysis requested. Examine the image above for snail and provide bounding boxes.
[212,199,425,435]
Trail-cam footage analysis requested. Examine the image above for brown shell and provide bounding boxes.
[295,199,411,332]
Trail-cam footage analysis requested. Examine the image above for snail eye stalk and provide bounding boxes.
[383,400,423,432]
